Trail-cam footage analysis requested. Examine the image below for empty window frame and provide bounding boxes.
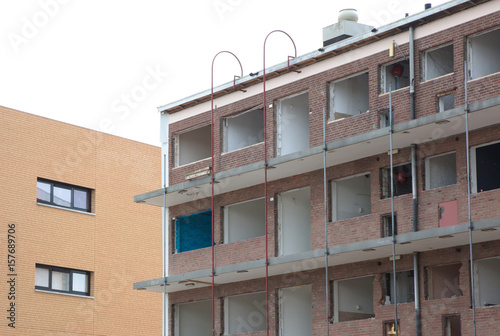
[224,292,266,334]
[381,163,412,199]
[379,108,394,128]
[35,264,90,296]
[468,27,500,79]
[425,152,457,190]
[384,321,400,336]
[332,174,371,221]
[423,44,454,81]
[384,270,414,304]
[381,59,410,93]
[37,178,91,212]
[224,198,265,243]
[277,187,311,256]
[381,214,397,237]
[174,210,212,253]
[175,300,212,336]
[438,92,455,112]
[474,257,500,307]
[334,276,375,323]
[443,315,461,336]
[276,92,309,156]
[329,72,369,120]
[471,141,500,193]
[174,124,211,166]
[223,108,264,152]
[278,285,313,336]
[426,263,462,300]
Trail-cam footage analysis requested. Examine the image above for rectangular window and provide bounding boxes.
[37,178,91,212]
[438,92,455,112]
[334,276,375,323]
[381,59,410,93]
[425,152,457,190]
[381,164,412,199]
[224,198,265,243]
[35,264,90,296]
[379,109,393,128]
[174,210,212,253]
[276,92,309,156]
[174,124,211,166]
[278,285,312,336]
[468,27,500,79]
[471,141,500,193]
[426,263,462,300]
[381,214,397,237]
[443,315,461,336]
[332,174,371,221]
[384,270,414,304]
[278,187,311,256]
[423,44,454,81]
[384,321,400,336]
[223,108,264,152]
[474,257,500,307]
[224,292,266,334]
[329,72,369,120]
[175,300,212,336]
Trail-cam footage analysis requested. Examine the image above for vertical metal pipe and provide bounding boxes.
[323,106,330,335]
[389,86,399,335]
[464,61,477,336]
[413,252,421,336]
[163,154,167,336]
[411,145,418,232]
[409,26,415,120]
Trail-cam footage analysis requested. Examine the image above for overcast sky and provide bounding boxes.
[1,0,449,146]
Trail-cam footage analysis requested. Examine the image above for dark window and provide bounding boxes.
[381,214,397,237]
[426,263,462,300]
[384,270,414,304]
[37,178,91,212]
[35,264,90,296]
[475,142,500,192]
[175,210,212,253]
[381,164,412,199]
[443,315,461,336]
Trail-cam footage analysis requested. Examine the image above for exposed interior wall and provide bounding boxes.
[443,315,461,336]
[177,125,211,166]
[224,109,264,152]
[473,142,500,193]
[224,198,265,243]
[425,152,457,189]
[278,187,311,256]
[382,59,410,93]
[279,285,312,336]
[277,92,309,156]
[475,257,500,307]
[225,292,266,334]
[428,263,462,300]
[425,44,454,80]
[332,174,371,221]
[470,28,500,79]
[176,300,212,336]
[439,93,455,112]
[335,276,375,322]
[387,270,415,304]
[330,73,369,119]
[175,210,212,253]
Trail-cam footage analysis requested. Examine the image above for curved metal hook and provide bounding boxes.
[263,30,300,74]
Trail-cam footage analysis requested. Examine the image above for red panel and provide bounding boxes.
[438,200,458,227]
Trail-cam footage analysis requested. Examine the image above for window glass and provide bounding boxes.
[74,189,88,210]
[426,153,457,189]
[53,186,72,207]
[37,181,51,202]
[35,267,49,287]
[52,271,70,291]
[73,273,88,292]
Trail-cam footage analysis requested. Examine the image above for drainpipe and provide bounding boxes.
[409,26,415,120]
[414,252,421,336]
[411,145,420,335]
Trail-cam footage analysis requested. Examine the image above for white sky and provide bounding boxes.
[1,0,449,146]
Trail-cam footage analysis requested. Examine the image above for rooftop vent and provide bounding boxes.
[323,9,374,47]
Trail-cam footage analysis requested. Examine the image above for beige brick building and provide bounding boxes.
[0,106,162,335]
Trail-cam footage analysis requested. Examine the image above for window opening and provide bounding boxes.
[381,214,397,237]
[438,92,455,112]
[474,257,500,307]
[175,210,212,253]
[424,44,454,81]
[175,300,212,336]
[443,315,461,336]
[332,174,371,221]
[223,108,264,152]
[224,198,265,243]
[278,187,311,256]
[277,92,309,156]
[224,292,266,334]
[471,141,500,193]
[175,125,211,166]
[425,152,457,189]
[384,270,414,304]
[278,285,312,336]
[334,276,375,323]
[468,28,500,79]
[381,163,412,199]
[329,72,369,120]
[426,263,462,300]
[381,59,410,93]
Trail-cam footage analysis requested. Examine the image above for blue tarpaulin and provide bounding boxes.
[175,210,212,253]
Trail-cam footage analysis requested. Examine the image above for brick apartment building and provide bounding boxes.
[0,106,162,335]
[133,0,500,335]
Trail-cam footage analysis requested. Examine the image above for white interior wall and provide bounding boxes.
[178,125,211,166]
[426,44,454,80]
[333,174,371,221]
[176,300,212,336]
[331,73,369,117]
[335,276,374,322]
[226,292,266,335]
[426,152,457,189]
[226,109,263,152]
[470,28,500,79]
[280,285,312,336]
[383,60,410,92]
[439,93,455,112]
[476,258,500,307]
[279,187,311,256]
[278,92,309,156]
[225,198,265,243]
